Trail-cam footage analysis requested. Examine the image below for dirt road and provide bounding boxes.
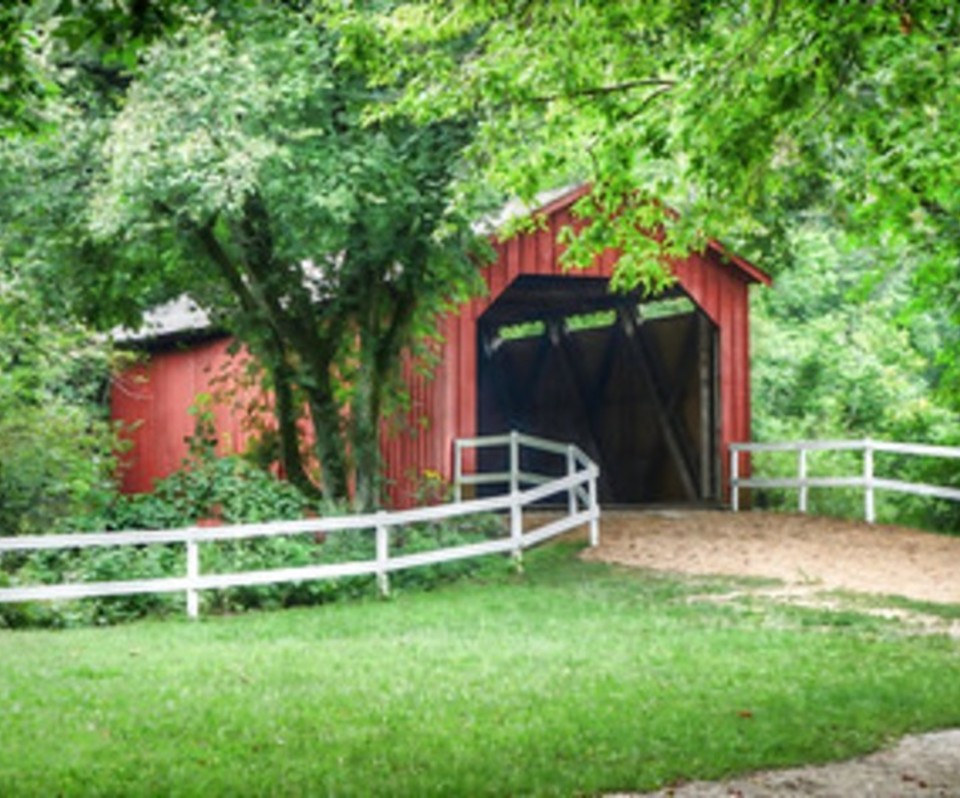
[583,509,960,604]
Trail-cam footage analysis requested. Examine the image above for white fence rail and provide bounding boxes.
[730,439,960,522]
[0,431,599,618]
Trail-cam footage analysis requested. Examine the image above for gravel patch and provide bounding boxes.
[582,510,960,605]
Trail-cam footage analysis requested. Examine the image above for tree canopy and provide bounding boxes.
[0,3,487,508]
[352,0,959,399]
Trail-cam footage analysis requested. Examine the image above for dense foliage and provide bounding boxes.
[0,1,956,537]
[0,274,119,536]
[355,0,960,401]
[0,442,504,628]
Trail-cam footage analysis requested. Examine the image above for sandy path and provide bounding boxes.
[627,729,960,797]
[582,509,960,604]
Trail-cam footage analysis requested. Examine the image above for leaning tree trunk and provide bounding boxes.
[350,277,421,512]
[306,387,350,502]
[268,357,322,499]
[352,335,384,512]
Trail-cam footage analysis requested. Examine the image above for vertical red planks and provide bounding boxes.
[112,337,259,493]
[115,185,769,507]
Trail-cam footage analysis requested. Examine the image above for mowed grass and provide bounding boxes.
[1,543,959,797]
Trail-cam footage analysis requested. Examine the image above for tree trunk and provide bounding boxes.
[352,334,383,511]
[269,358,321,499]
[306,388,349,501]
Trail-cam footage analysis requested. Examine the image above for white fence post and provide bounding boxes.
[453,439,463,503]
[730,447,740,512]
[588,468,600,548]
[510,494,524,566]
[376,512,390,598]
[566,445,577,516]
[509,430,523,565]
[798,448,808,513]
[864,439,875,524]
[186,539,199,619]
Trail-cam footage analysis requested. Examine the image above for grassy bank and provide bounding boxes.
[1,543,958,796]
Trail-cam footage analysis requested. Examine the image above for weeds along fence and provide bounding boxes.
[0,432,599,619]
[730,439,960,523]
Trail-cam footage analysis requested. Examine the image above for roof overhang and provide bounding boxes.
[110,295,218,346]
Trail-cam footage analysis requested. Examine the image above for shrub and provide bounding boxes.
[0,277,120,537]
[0,455,508,628]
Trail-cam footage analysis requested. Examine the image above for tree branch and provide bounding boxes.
[55,59,133,92]
[525,77,677,105]
[191,215,264,321]
[189,214,324,496]
[232,192,333,361]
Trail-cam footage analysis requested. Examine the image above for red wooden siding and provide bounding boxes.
[112,338,265,493]
[111,185,768,505]
[382,189,769,506]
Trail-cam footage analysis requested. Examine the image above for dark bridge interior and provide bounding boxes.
[477,275,720,505]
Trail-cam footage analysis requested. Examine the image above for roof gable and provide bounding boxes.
[517,183,770,286]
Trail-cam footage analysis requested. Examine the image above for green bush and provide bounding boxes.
[0,545,184,628]
[0,455,508,628]
[107,455,313,531]
[0,277,120,537]
[0,407,119,536]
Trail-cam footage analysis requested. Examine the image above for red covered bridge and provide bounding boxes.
[112,185,770,506]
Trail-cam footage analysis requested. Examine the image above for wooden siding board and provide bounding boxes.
[599,248,618,277]
[457,296,478,478]
[717,280,745,498]
[488,242,507,299]
[552,211,568,273]
[535,225,553,274]
[112,363,154,494]
[438,316,456,474]
[505,234,520,284]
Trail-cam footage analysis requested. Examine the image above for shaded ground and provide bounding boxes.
[580,509,960,797]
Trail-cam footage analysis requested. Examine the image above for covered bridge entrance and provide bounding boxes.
[477,275,718,503]
[384,185,771,507]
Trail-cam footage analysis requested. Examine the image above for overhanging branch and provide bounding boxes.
[525,77,677,105]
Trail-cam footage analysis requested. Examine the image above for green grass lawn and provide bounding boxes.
[1,542,959,797]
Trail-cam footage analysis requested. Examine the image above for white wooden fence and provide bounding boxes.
[0,431,599,619]
[730,439,960,522]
